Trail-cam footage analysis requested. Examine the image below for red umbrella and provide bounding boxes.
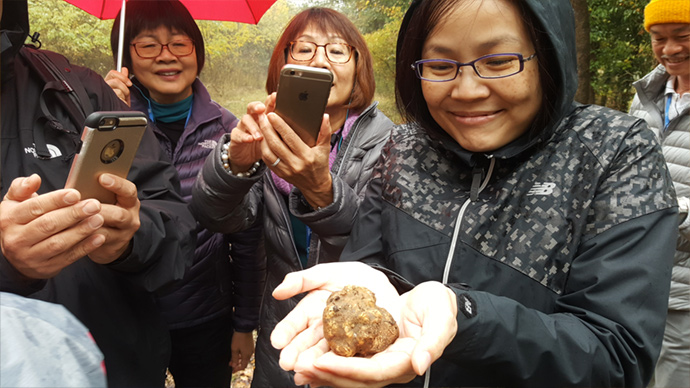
[64,0,277,24]
[64,0,277,69]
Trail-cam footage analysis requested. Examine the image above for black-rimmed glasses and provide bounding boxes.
[412,53,537,81]
[289,41,355,64]
[131,39,195,59]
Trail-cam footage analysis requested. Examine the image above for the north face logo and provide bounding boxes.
[198,139,218,149]
[527,182,556,196]
[25,144,62,159]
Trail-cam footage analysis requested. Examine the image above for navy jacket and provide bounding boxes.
[130,79,264,331]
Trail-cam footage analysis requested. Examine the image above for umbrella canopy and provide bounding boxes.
[64,0,277,24]
[64,0,277,70]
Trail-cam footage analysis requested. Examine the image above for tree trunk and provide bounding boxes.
[571,0,593,104]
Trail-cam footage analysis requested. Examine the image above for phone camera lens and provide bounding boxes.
[99,118,118,128]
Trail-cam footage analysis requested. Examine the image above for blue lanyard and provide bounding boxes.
[664,94,672,130]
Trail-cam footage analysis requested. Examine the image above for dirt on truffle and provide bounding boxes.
[322,285,399,357]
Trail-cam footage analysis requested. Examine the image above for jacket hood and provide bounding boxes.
[1,0,29,82]
[525,0,579,129]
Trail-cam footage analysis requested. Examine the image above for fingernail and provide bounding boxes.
[83,200,100,215]
[294,375,310,385]
[64,191,79,205]
[88,215,104,229]
[100,175,114,187]
[91,234,106,247]
[23,174,36,187]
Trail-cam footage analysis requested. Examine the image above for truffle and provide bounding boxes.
[322,285,399,357]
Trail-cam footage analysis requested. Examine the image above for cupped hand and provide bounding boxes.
[271,263,459,388]
[104,67,132,106]
[86,173,141,264]
[270,263,401,370]
[0,174,106,278]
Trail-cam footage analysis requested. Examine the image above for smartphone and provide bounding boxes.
[274,64,333,147]
[64,111,147,204]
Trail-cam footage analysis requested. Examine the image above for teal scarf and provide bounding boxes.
[150,95,193,123]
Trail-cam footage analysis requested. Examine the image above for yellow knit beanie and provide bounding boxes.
[644,0,690,31]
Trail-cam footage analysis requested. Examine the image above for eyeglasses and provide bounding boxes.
[131,39,195,59]
[289,41,355,64]
[411,53,537,82]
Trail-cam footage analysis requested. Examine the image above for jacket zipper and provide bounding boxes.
[426,157,496,388]
[442,158,495,284]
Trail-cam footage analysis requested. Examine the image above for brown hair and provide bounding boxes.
[265,7,375,111]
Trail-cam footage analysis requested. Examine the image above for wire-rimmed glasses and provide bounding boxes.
[289,41,355,64]
[131,39,195,59]
[411,53,537,81]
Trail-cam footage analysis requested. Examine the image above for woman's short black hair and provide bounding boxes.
[395,0,559,139]
[110,0,205,75]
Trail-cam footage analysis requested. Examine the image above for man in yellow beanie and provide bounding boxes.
[629,1,689,387]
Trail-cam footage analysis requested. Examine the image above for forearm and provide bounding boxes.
[190,137,265,234]
[291,174,361,253]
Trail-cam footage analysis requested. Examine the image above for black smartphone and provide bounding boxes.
[274,64,333,147]
[64,111,147,204]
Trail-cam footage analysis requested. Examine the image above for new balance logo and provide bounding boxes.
[527,182,556,196]
[464,298,473,315]
[458,294,477,319]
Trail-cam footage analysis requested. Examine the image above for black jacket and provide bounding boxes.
[1,3,196,387]
[340,1,677,386]
[191,102,394,387]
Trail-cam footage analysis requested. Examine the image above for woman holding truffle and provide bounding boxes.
[268,0,678,387]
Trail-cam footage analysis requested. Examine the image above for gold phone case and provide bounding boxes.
[64,111,147,204]
[274,64,333,147]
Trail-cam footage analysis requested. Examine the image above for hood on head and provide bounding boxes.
[397,0,579,156]
[524,0,579,127]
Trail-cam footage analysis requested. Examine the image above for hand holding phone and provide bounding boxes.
[64,111,147,204]
[274,64,333,147]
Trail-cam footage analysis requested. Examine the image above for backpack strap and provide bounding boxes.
[20,45,93,127]
[18,45,94,158]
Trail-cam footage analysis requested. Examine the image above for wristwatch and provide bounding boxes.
[678,196,690,224]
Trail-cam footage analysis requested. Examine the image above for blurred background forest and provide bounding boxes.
[27,0,657,123]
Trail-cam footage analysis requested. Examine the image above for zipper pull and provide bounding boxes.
[470,166,483,202]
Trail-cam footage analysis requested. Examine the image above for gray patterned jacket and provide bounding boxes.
[341,103,677,387]
[631,64,690,313]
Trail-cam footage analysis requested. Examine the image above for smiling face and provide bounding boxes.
[649,23,690,80]
[129,25,197,104]
[287,26,356,115]
[420,0,542,152]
